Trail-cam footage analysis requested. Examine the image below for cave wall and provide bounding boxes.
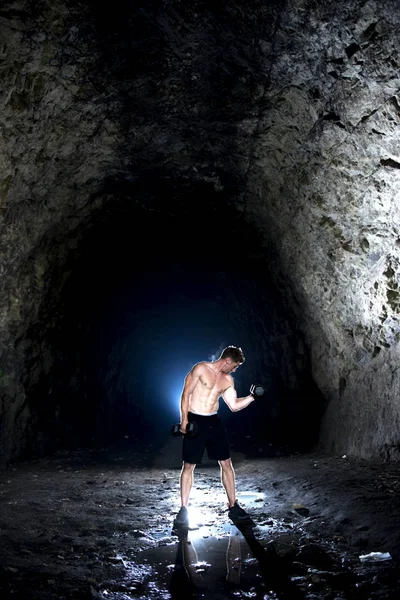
[0,0,400,462]
[241,0,400,458]
[0,0,121,461]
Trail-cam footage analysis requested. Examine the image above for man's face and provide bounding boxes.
[223,360,241,374]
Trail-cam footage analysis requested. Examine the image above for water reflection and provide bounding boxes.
[168,518,306,600]
[169,524,244,599]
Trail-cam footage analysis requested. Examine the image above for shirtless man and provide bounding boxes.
[174,346,256,526]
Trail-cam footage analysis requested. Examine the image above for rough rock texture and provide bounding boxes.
[0,8,121,462]
[0,0,400,463]
[241,0,400,458]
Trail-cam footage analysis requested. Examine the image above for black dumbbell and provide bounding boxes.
[171,422,199,437]
[250,384,264,397]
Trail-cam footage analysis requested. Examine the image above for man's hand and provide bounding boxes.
[250,384,264,397]
[180,422,188,434]
[171,422,198,437]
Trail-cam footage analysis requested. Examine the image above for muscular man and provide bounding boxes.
[174,346,256,526]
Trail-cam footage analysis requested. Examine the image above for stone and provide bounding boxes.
[1,0,400,464]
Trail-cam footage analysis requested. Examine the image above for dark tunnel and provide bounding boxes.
[24,174,325,460]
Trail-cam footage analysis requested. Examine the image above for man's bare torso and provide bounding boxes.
[189,362,232,414]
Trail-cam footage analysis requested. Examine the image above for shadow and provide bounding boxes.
[233,517,307,600]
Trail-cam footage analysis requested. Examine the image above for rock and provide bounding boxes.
[90,586,103,599]
[124,498,135,505]
[292,504,311,517]
[266,534,302,558]
[295,543,336,570]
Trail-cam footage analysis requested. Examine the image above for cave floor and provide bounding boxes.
[0,439,400,600]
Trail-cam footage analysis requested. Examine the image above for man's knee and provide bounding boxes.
[182,461,196,472]
[219,458,233,471]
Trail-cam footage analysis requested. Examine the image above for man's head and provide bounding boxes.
[219,346,245,373]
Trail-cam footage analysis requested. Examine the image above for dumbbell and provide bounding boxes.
[171,422,199,438]
[250,384,264,397]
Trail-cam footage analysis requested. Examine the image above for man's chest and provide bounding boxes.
[199,372,228,394]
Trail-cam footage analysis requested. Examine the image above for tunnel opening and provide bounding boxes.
[18,174,326,462]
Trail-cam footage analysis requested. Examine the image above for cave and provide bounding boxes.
[1,1,400,599]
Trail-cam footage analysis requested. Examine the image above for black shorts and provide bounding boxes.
[182,412,231,464]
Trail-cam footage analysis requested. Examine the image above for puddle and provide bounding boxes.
[137,531,266,599]
[110,491,286,598]
[94,491,299,600]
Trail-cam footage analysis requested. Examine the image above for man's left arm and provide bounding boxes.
[222,383,255,412]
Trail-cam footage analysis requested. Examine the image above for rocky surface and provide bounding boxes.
[239,0,400,458]
[1,445,400,599]
[0,0,400,463]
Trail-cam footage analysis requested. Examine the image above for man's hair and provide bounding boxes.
[220,346,245,363]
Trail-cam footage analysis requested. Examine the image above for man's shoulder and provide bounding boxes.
[218,371,233,387]
[192,361,207,373]
[220,374,234,395]
[224,373,234,386]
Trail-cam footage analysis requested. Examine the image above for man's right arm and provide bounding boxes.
[180,363,203,433]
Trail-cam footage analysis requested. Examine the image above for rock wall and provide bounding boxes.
[0,0,400,462]
[0,0,119,461]
[242,0,400,457]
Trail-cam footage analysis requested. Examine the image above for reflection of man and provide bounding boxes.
[226,533,242,583]
[170,528,242,595]
[174,346,256,526]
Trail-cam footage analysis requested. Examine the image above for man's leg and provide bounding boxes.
[174,462,196,527]
[219,458,249,520]
[219,458,236,508]
[180,461,196,507]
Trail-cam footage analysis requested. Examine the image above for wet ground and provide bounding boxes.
[0,437,400,600]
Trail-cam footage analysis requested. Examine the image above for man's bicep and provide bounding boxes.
[222,385,237,407]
